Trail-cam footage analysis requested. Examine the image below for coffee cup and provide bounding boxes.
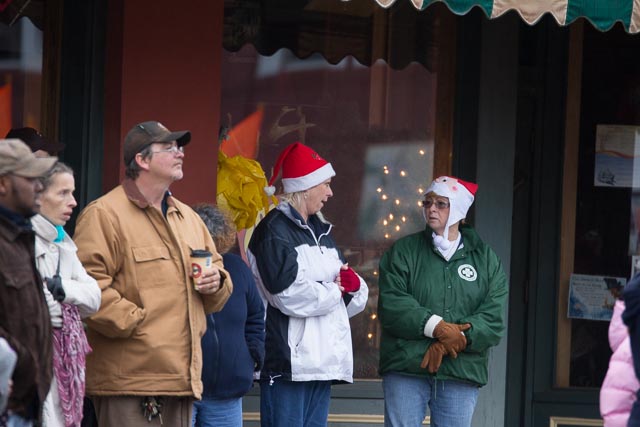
[190,249,213,289]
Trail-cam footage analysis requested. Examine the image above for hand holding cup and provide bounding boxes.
[190,249,221,294]
[194,266,222,294]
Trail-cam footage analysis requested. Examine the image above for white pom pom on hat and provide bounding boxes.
[424,176,478,250]
[265,142,335,195]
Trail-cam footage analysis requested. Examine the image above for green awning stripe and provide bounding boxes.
[372,0,640,34]
[566,0,634,31]
[422,0,493,16]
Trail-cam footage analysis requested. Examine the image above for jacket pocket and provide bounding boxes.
[1,266,33,289]
[288,317,306,353]
[132,246,171,263]
[131,245,173,289]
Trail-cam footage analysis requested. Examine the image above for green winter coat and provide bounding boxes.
[378,224,508,386]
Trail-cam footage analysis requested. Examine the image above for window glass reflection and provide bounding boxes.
[220,44,438,378]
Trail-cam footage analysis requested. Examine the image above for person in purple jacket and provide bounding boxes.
[192,204,265,427]
[623,273,640,427]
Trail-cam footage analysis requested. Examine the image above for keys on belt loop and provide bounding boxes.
[141,396,163,425]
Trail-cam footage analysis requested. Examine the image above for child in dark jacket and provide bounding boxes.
[622,273,640,427]
[192,204,265,427]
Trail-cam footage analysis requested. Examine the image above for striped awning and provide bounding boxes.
[368,0,640,33]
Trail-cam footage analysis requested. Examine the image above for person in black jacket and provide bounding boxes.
[0,139,56,427]
[246,142,369,427]
[192,204,265,427]
[623,273,640,427]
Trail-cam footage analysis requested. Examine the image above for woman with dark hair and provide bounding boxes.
[191,204,264,427]
[32,162,101,427]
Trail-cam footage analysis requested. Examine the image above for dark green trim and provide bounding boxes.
[451,6,481,187]
[58,0,106,235]
[503,16,604,427]
[566,0,633,33]
[423,0,493,17]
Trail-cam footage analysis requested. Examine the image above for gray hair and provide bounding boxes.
[124,145,153,179]
[192,203,237,254]
[40,161,74,191]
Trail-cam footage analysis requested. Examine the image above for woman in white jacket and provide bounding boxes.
[32,162,101,427]
[247,143,369,427]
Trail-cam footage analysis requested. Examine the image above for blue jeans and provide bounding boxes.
[259,379,331,427]
[192,397,242,427]
[382,372,479,427]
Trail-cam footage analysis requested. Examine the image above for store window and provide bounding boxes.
[0,17,43,135]
[557,24,640,388]
[222,1,455,379]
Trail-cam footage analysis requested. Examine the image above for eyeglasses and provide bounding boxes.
[421,199,450,210]
[151,145,184,155]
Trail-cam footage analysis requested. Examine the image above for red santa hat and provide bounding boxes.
[424,176,478,250]
[265,142,335,195]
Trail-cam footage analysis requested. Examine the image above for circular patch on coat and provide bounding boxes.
[458,264,477,282]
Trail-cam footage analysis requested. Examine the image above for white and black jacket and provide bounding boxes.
[247,202,368,383]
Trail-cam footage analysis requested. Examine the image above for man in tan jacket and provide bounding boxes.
[74,121,232,427]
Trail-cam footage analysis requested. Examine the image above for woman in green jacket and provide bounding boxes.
[378,176,508,427]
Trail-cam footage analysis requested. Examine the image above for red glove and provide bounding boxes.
[340,267,360,294]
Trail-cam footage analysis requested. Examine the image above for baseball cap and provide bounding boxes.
[5,127,66,155]
[0,139,57,178]
[124,121,191,165]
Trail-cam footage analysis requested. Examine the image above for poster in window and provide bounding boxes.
[594,124,640,188]
[568,274,626,321]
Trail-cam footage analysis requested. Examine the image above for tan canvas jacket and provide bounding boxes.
[73,179,232,398]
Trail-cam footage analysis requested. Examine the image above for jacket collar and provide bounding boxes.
[0,204,32,229]
[31,214,58,242]
[276,202,332,235]
[122,178,181,216]
[0,207,33,242]
[424,223,480,260]
[458,224,480,249]
[31,214,77,254]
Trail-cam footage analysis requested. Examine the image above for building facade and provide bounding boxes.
[2,1,639,425]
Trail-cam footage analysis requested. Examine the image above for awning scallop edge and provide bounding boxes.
[364,0,640,34]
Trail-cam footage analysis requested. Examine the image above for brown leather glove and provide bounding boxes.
[420,342,447,373]
[433,321,471,358]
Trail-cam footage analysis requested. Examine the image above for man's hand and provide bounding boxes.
[420,342,447,373]
[433,321,471,358]
[193,266,223,294]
